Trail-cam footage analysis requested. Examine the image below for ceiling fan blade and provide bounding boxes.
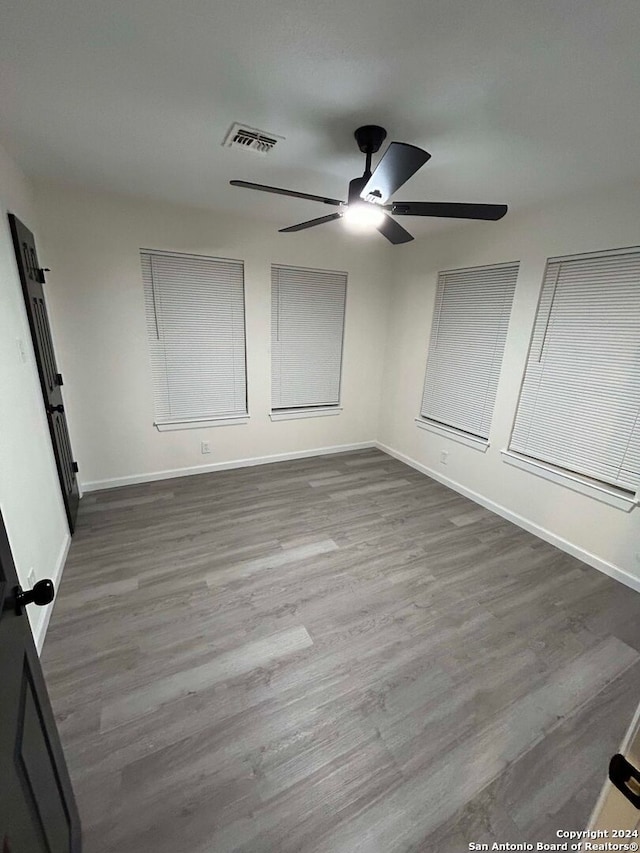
[230,180,344,206]
[279,212,343,233]
[377,212,414,245]
[360,142,431,204]
[392,201,508,220]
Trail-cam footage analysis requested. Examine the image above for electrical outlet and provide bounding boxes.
[201,441,211,455]
[440,450,449,465]
[27,567,36,587]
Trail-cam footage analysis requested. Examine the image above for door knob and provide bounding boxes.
[3,580,55,615]
[47,404,64,414]
[17,579,55,608]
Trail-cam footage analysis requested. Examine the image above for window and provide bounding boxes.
[417,262,518,447]
[508,247,640,500]
[141,249,247,430]
[271,264,347,419]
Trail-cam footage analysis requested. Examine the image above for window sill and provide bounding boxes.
[501,450,638,512]
[415,418,489,452]
[155,415,249,431]
[270,407,342,422]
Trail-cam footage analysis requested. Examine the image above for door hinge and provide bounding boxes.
[37,267,50,283]
[72,461,79,473]
[56,372,64,386]
[609,753,640,808]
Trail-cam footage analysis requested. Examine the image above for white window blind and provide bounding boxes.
[271,264,347,411]
[419,262,518,440]
[510,248,640,493]
[141,250,247,426]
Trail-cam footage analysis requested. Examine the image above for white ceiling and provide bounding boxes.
[1,0,639,234]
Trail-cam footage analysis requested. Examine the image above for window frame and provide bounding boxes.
[141,248,249,431]
[270,263,348,420]
[504,245,640,511]
[416,260,519,448]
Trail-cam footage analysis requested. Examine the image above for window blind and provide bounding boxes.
[141,250,247,425]
[510,248,640,493]
[420,262,518,440]
[271,264,347,410]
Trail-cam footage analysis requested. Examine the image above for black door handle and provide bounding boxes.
[609,753,640,808]
[47,404,64,414]
[3,580,55,615]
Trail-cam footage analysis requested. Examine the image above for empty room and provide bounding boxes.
[2,1,640,850]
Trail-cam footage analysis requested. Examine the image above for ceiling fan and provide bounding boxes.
[230,125,507,245]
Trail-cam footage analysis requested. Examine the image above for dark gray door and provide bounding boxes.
[8,214,80,533]
[0,510,81,851]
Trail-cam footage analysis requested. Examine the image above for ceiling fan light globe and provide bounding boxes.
[342,202,385,231]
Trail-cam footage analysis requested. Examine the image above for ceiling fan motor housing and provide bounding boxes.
[354,125,387,154]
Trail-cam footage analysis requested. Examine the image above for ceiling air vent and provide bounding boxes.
[222,123,284,155]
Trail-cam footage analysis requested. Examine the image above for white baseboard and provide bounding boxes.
[81,441,377,492]
[376,442,640,596]
[34,531,71,655]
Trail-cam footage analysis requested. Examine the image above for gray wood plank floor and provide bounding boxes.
[41,449,640,852]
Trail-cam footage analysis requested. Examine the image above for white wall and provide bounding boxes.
[0,144,70,648]
[379,182,640,588]
[33,182,392,489]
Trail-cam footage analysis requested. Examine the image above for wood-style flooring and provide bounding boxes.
[41,449,640,852]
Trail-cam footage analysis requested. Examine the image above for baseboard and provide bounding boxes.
[81,441,377,492]
[34,531,71,655]
[376,441,640,596]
